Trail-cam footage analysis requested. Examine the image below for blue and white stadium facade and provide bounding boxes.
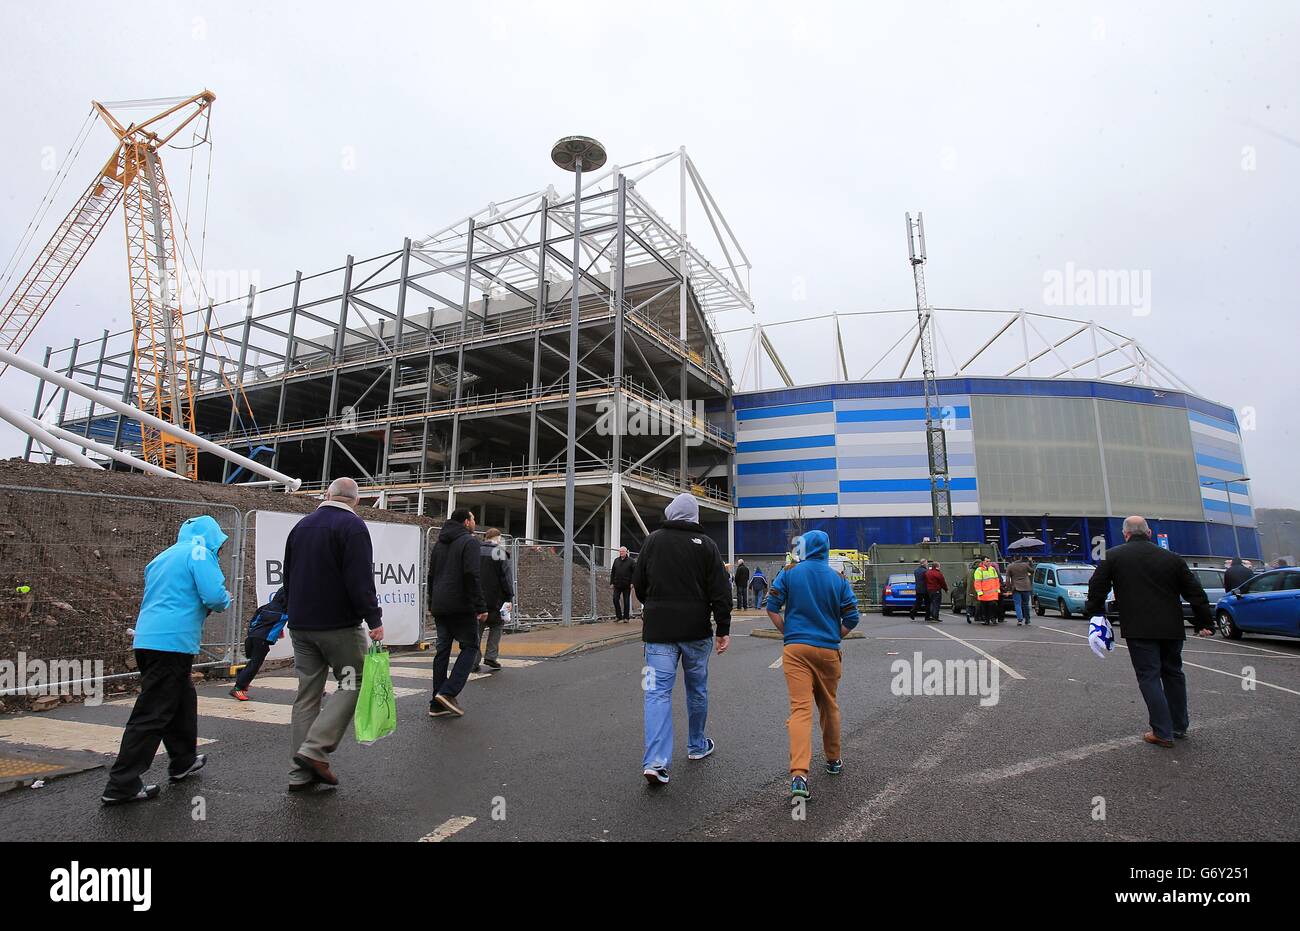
[732,376,1259,562]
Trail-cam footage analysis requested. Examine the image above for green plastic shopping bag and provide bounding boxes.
[354,643,397,744]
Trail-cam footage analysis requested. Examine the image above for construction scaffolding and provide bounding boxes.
[25,149,752,554]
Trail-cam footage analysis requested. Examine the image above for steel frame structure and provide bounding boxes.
[26,148,750,556]
[726,307,1199,395]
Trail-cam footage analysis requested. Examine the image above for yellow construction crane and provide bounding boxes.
[0,91,216,478]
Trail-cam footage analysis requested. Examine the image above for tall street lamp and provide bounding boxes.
[551,135,607,625]
[1201,475,1250,560]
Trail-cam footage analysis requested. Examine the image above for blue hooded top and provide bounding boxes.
[764,530,860,649]
[133,515,232,655]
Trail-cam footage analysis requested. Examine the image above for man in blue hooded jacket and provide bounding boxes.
[765,530,859,801]
[102,515,231,805]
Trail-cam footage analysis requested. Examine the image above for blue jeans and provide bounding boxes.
[1013,591,1032,622]
[643,638,712,769]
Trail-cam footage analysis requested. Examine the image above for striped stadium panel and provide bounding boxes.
[1188,409,1255,526]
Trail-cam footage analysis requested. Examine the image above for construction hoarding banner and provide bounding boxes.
[254,510,422,657]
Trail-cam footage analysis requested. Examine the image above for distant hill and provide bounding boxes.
[1257,508,1300,565]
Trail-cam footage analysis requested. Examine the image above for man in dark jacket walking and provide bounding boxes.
[909,559,928,620]
[632,493,731,785]
[734,559,751,610]
[283,477,384,792]
[610,545,636,622]
[1084,516,1214,748]
[1223,557,1254,592]
[427,507,487,717]
[475,528,513,672]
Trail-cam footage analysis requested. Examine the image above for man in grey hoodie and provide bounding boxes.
[631,492,732,786]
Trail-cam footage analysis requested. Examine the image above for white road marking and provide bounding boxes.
[1040,626,1300,697]
[391,656,539,668]
[418,815,476,842]
[1198,637,1297,657]
[239,677,423,698]
[768,656,783,669]
[0,717,213,755]
[828,707,987,841]
[928,627,1025,680]
[964,712,1253,784]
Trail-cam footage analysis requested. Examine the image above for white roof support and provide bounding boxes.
[39,417,189,480]
[0,401,102,469]
[0,345,302,488]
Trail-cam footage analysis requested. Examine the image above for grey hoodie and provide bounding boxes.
[664,492,699,524]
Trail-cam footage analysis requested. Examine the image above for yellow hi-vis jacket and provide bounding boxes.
[973,565,1000,602]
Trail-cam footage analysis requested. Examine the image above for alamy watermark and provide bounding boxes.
[0,652,105,706]
[1043,262,1151,316]
[595,397,708,447]
[890,651,1000,707]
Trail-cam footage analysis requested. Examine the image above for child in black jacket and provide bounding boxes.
[230,589,288,700]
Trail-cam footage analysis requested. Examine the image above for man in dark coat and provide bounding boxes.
[1223,557,1254,592]
[632,493,731,785]
[909,559,929,621]
[733,559,751,610]
[610,545,636,622]
[475,528,514,672]
[426,508,487,717]
[283,477,383,791]
[1084,515,1214,748]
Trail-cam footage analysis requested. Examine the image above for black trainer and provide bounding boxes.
[169,753,207,783]
[483,658,502,670]
[101,784,161,806]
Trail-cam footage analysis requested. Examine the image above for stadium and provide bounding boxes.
[15,152,1260,570]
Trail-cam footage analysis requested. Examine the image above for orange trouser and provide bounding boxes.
[782,643,842,777]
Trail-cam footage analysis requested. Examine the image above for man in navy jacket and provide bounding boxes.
[283,477,383,791]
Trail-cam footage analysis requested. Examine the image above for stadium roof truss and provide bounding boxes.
[723,307,1199,395]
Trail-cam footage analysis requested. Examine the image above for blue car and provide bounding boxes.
[1214,567,1300,640]
[1031,563,1095,618]
[881,573,919,615]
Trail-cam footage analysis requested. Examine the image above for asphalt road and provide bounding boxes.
[2,612,1298,842]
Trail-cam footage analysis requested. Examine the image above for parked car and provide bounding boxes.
[950,565,1015,619]
[881,573,918,615]
[1214,567,1300,640]
[1104,565,1226,626]
[1032,562,1095,618]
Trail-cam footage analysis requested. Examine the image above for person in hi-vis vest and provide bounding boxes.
[973,556,1001,626]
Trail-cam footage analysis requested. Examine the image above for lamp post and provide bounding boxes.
[1201,475,1250,560]
[551,136,607,625]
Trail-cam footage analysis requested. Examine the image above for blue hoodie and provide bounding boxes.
[765,530,860,649]
[133,515,232,655]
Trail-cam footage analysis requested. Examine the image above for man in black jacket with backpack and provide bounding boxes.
[475,528,514,672]
[426,508,487,717]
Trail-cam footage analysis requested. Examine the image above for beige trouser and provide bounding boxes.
[782,643,842,777]
[289,626,367,782]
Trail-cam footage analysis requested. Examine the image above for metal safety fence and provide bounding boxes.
[1,483,644,703]
[0,485,245,698]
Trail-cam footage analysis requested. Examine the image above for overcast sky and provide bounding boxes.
[0,0,1296,506]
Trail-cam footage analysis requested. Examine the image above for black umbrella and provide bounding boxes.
[1007,536,1045,551]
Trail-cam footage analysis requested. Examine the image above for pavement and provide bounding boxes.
[1,609,1297,841]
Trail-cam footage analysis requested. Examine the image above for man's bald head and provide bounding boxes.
[1122,515,1150,539]
[325,477,361,509]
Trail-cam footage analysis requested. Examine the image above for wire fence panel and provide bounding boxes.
[0,485,243,693]
[512,539,594,625]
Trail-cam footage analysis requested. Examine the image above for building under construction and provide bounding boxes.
[25,149,752,554]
